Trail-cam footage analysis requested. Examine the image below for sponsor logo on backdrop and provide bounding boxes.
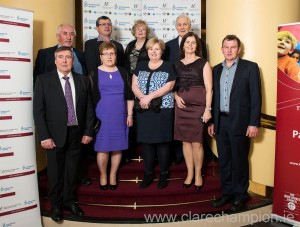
[2,203,22,211]
[0,146,12,153]
[24,199,36,206]
[16,16,28,22]
[0,167,20,175]
[17,51,29,57]
[0,110,11,115]
[0,32,8,37]
[1,221,16,227]
[19,90,31,96]
[0,186,14,193]
[83,1,100,8]
[22,164,34,171]
[20,126,33,132]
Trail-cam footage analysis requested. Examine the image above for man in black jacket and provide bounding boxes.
[33,24,86,85]
[84,16,125,74]
[33,46,94,222]
[208,35,262,212]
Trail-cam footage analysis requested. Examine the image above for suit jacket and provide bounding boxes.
[84,38,125,74]
[33,70,95,147]
[165,37,181,64]
[212,58,262,135]
[33,45,87,84]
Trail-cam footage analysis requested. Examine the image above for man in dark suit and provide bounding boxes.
[33,24,92,186]
[84,16,125,74]
[208,35,262,212]
[165,14,207,63]
[33,46,95,222]
[33,24,86,85]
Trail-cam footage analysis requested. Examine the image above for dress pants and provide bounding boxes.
[215,115,250,201]
[46,126,81,208]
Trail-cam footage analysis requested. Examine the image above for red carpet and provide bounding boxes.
[38,145,272,223]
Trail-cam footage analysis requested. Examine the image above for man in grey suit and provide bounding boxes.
[208,35,262,212]
[33,46,95,222]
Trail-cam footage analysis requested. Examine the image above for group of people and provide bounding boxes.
[33,14,262,223]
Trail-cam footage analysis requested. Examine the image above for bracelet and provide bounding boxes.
[128,115,133,117]
[206,107,212,111]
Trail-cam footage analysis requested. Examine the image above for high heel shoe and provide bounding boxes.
[109,184,118,190]
[195,185,203,191]
[183,183,192,188]
[99,184,108,190]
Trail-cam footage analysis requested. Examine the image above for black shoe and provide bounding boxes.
[212,196,233,208]
[63,204,84,216]
[229,200,247,212]
[195,185,203,191]
[157,172,168,189]
[110,184,118,190]
[51,207,63,222]
[140,173,154,189]
[81,177,92,186]
[183,183,192,189]
[99,184,108,190]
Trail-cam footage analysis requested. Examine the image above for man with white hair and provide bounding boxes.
[33,24,86,85]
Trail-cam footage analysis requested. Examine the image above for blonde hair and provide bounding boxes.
[146,38,165,52]
[131,20,150,37]
[278,31,298,50]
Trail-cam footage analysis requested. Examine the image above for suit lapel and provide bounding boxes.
[231,59,245,94]
[73,73,80,107]
[52,71,66,103]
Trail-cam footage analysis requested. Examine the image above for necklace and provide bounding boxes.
[109,74,112,79]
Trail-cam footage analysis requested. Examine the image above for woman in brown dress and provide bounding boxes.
[174,32,213,190]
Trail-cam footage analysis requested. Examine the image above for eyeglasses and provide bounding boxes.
[98,23,112,27]
[101,53,116,57]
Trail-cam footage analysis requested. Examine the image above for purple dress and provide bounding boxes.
[94,69,128,152]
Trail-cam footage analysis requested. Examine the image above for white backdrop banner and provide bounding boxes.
[0,5,42,227]
[82,0,201,47]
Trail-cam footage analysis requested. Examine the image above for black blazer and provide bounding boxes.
[33,45,87,84]
[84,38,125,74]
[212,58,262,135]
[124,39,149,75]
[33,70,95,147]
[89,66,134,108]
[165,37,181,64]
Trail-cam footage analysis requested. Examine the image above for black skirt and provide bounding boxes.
[136,108,174,144]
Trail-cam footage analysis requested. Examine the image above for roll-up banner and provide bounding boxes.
[272,22,300,226]
[0,5,42,227]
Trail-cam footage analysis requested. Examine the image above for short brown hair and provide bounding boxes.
[99,42,117,55]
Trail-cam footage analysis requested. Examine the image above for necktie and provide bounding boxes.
[63,76,77,126]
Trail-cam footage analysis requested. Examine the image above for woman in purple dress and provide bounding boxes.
[89,42,134,190]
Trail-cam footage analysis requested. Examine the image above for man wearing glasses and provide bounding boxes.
[84,16,125,74]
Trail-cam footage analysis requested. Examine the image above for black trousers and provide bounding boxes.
[46,126,81,208]
[215,115,250,201]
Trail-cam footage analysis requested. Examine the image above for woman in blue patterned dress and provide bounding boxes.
[132,38,176,189]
